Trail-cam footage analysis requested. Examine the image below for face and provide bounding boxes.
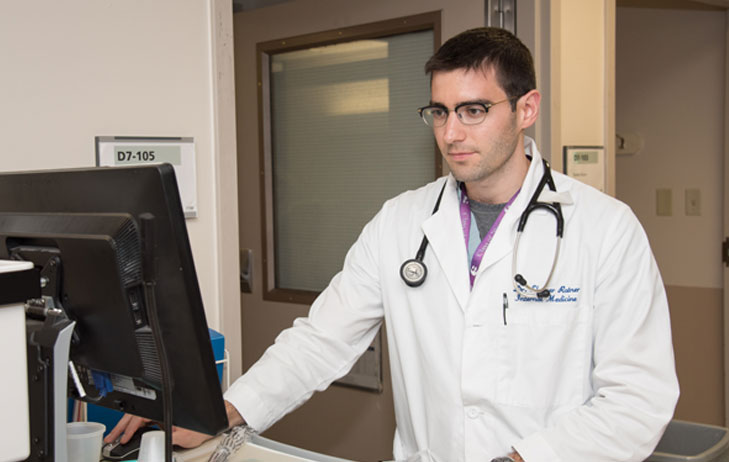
[429,67,531,201]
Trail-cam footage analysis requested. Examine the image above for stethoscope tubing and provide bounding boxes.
[400,159,564,296]
[512,231,562,298]
[399,181,447,287]
[511,159,564,299]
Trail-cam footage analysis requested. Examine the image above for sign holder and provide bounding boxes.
[95,136,197,217]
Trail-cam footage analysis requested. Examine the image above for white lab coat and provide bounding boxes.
[225,139,679,462]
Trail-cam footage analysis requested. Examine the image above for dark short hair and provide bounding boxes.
[425,27,536,109]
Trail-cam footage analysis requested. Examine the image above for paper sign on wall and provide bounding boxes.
[95,136,197,217]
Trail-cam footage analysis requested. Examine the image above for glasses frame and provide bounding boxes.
[417,98,514,128]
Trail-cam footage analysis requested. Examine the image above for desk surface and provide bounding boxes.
[176,435,356,462]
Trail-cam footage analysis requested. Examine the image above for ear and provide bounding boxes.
[517,89,541,130]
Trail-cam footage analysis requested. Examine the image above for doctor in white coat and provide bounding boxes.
[108,27,680,462]
[222,26,679,462]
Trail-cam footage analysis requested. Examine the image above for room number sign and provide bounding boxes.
[96,136,197,217]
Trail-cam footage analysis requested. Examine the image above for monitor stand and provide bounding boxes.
[26,311,75,462]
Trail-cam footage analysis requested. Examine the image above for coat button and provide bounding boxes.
[466,407,480,419]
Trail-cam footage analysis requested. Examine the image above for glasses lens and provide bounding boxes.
[421,107,447,127]
[456,104,488,125]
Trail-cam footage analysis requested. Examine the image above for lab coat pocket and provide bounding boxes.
[495,302,589,408]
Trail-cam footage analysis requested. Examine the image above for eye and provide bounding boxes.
[463,104,486,117]
[429,107,446,118]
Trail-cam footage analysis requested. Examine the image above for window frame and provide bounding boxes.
[257,11,442,304]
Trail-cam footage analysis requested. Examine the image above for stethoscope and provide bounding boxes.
[400,159,564,299]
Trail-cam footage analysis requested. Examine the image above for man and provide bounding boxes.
[107,27,679,462]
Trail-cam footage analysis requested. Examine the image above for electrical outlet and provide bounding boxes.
[685,189,701,216]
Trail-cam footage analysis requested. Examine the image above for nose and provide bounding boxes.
[441,111,465,144]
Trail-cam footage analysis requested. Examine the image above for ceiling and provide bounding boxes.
[231,0,729,14]
[618,0,729,8]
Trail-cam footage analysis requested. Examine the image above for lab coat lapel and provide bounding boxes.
[421,175,470,312]
[474,141,545,273]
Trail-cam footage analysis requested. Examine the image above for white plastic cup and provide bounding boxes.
[66,421,105,462]
[137,430,166,462]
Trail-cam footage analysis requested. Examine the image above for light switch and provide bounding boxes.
[685,189,701,216]
[656,189,672,217]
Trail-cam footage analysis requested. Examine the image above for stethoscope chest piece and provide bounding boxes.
[400,258,427,287]
[400,181,447,287]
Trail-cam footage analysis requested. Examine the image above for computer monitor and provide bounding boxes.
[0,164,228,461]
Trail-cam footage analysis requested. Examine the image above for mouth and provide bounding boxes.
[447,150,475,162]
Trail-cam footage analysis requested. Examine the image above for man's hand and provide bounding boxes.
[170,426,216,448]
[102,413,214,449]
[172,401,246,448]
[103,414,151,445]
[102,401,246,449]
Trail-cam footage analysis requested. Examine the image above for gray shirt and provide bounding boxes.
[469,199,506,239]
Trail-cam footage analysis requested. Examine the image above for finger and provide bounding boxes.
[103,413,135,444]
[120,416,149,444]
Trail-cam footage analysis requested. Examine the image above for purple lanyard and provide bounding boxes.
[459,183,519,288]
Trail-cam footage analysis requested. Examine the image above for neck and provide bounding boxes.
[464,140,531,204]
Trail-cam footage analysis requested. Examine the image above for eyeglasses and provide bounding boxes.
[417,99,512,128]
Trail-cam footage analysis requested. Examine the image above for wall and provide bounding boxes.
[0,1,242,377]
[616,5,726,424]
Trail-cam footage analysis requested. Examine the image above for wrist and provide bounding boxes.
[508,451,524,462]
[491,451,524,462]
[224,400,246,427]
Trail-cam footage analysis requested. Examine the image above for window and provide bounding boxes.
[259,12,441,304]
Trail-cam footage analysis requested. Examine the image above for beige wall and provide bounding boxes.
[550,0,615,195]
[616,5,724,289]
[616,5,726,424]
[0,1,242,376]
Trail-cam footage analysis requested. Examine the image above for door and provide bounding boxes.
[233,10,441,462]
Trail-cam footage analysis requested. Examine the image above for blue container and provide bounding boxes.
[209,328,225,383]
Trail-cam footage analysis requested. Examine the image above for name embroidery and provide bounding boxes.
[514,285,580,303]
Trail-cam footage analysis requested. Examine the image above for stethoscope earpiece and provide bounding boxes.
[515,274,550,298]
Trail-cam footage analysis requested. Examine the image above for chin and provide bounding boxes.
[452,171,488,184]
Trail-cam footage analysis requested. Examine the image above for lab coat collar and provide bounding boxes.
[421,137,549,311]
[421,174,471,311]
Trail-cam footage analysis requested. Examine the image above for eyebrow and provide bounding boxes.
[428,99,495,108]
